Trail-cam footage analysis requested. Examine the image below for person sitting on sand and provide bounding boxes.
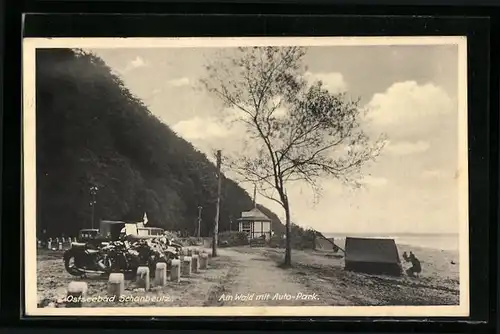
[406,252,422,277]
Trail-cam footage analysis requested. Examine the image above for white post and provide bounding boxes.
[66,281,88,308]
[182,256,192,277]
[154,263,167,287]
[108,273,124,301]
[136,266,150,291]
[170,259,181,282]
[200,253,209,270]
[191,254,199,273]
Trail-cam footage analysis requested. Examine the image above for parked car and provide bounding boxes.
[76,229,99,243]
[76,221,167,242]
[137,227,164,237]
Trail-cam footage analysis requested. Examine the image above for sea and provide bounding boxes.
[323,233,459,251]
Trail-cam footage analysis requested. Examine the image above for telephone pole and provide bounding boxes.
[253,183,257,208]
[197,206,203,238]
[212,150,222,257]
[89,186,98,229]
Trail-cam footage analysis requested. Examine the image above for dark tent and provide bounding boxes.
[344,237,402,276]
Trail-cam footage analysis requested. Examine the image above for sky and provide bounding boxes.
[89,42,463,235]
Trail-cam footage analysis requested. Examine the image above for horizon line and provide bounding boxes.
[322,232,459,236]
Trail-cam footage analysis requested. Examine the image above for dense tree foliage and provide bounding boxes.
[35,48,284,238]
[202,47,385,266]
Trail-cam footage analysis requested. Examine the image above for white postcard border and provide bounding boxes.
[23,36,469,317]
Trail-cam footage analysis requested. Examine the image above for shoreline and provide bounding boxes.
[324,238,460,282]
[35,241,460,309]
[326,235,459,252]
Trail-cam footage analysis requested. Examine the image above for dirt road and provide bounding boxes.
[36,245,459,308]
[210,248,328,307]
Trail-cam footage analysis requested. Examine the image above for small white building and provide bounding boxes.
[237,207,273,240]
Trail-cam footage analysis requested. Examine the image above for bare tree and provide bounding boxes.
[202,46,385,267]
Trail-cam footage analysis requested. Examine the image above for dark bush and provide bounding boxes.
[177,237,203,246]
[218,231,249,247]
[268,225,316,250]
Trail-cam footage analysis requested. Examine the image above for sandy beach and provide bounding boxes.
[333,238,460,283]
[36,241,460,308]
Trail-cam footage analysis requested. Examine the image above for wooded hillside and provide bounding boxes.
[35,48,285,238]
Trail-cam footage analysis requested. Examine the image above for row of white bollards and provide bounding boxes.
[64,248,211,307]
[39,239,75,250]
[43,237,76,243]
[44,241,64,250]
[38,237,77,249]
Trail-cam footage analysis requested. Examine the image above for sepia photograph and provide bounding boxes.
[23,36,469,317]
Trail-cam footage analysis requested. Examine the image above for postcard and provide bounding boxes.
[23,36,469,317]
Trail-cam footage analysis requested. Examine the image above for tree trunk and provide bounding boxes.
[212,150,222,258]
[283,203,292,267]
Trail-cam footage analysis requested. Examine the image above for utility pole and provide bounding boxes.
[212,150,222,257]
[253,183,257,208]
[197,206,203,238]
[89,186,98,229]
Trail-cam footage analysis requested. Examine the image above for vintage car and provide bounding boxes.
[65,222,180,277]
[124,227,182,250]
[75,221,165,244]
[137,227,165,237]
[97,220,164,240]
[77,229,100,243]
[74,221,175,250]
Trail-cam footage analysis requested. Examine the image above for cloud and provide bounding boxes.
[268,96,288,118]
[304,71,348,94]
[360,175,388,187]
[167,77,191,87]
[421,169,453,180]
[130,56,145,68]
[172,116,232,140]
[385,140,430,155]
[121,56,147,73]
[365,81,454,129]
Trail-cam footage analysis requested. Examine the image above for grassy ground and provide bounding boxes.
[36,244,459,308]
